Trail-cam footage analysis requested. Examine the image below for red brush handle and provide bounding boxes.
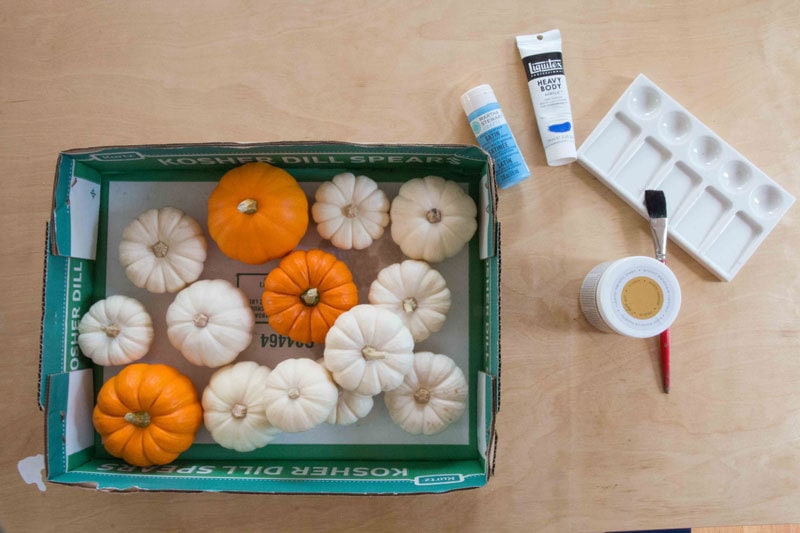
[660,328,670,393]
[659,258,670,394]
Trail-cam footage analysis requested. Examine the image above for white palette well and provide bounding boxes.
[577,74,794,281]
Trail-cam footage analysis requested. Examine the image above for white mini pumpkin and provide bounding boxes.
[202,361,280,452]
[77,295,154,366]
[389,176,477,263]
[316,358,374,426]
[119,206,207,293]
[323,304,415,396]
[384,351,468,435]
[166,279,255,367]
[368,260,452,342]
[263,358,338,433]
[312,172,390,250]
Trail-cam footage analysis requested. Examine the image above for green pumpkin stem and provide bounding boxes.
[124,411,151,428]
[300,288,320,307]
[238,198,258,214]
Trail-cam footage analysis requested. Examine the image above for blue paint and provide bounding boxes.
[548,121,572,133]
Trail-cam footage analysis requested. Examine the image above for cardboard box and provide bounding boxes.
[40,142,500,494]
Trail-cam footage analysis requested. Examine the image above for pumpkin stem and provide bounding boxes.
[193,313,209,327]
[237,198,258,214]
[426,208,442,224]
[124,411,151,428]
[231,403,248,419]
[300,288,320,307]
[287,388,301,400]
[402,297,418,313]
[361,345,387,361]
[101,323,121,338]
[342,204,358,218]
[414,388,431,404]
[152,240,169,258]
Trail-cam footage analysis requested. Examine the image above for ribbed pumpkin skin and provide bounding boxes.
[261,249,358,344]
[389,175,477,263]
[368,260,452,343]
[207,162,309,264]
[202,361,280,452]
[92,364,203,467]
[262,358,338,433]
[383,351,467,436]
[118,206,207,293]
[312,172,390,250]
[165,279,255,368]
[77,295,154,366]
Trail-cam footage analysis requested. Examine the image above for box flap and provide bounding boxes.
[50,155,101,260]
[49,458,488,494]
[39,224,95,408]
[479,168,499,260]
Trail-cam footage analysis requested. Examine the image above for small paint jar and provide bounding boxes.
[460,84,530,189]
[579,256,681,338]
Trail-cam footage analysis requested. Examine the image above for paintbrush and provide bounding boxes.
[644,190,670,393]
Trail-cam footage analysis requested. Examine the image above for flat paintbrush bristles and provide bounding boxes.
[644,190,667,219]
[644,189,668,263]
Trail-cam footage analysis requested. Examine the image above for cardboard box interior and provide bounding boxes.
[40,142,500,494]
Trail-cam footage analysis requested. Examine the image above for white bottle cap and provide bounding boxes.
[545,139,577,166]
[580,256,681,338]
[460,84,497,116]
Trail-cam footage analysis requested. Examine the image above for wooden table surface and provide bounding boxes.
[2,1,799,531]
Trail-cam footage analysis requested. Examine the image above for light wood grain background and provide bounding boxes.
[2,1,800,532]
[697,527,800,533]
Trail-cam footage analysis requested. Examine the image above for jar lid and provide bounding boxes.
[595,256,681,338]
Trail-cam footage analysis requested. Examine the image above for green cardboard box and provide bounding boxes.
[40,142,500,494]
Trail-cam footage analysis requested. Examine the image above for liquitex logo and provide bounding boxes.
[523,52,564,81]
[527,58,563,76]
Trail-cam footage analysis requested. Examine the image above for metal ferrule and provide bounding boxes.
[649,218,668,262]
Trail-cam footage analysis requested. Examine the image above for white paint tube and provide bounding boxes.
[516,29,577,166]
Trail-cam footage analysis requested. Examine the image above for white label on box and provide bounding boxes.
[69,177,100,260]
[66,369,94,455]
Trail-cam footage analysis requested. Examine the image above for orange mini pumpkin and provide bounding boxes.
[207,162,309,264]
[262,249,358,344]
[92,363,203,467]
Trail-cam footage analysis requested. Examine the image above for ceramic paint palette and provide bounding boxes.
[577,74,795,281]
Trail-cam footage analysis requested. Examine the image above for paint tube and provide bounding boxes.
[516,29,576,166]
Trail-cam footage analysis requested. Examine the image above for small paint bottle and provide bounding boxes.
[580,256,681,338]
[461,84,530,189]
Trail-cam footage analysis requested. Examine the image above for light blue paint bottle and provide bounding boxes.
[461,84,530,189]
